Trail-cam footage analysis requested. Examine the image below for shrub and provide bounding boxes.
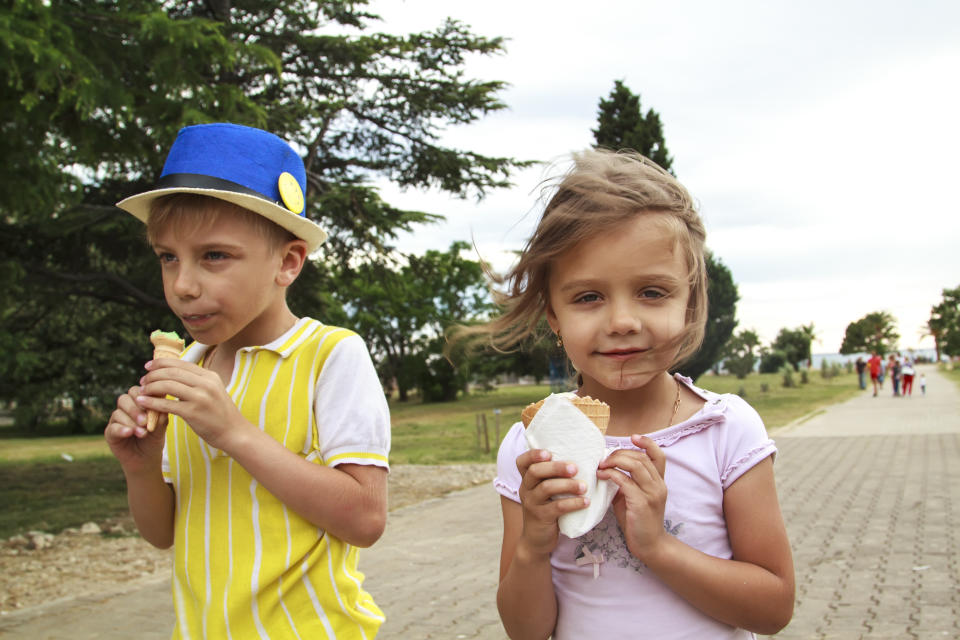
[760,350,788,374]
[781,366,796,388]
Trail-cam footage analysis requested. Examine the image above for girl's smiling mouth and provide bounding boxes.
[597,348,647,360]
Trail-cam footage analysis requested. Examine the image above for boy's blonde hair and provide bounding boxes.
[146,194,297,252]
[466,148,708,372]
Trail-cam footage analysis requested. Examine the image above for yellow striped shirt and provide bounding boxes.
[161,318,390,639]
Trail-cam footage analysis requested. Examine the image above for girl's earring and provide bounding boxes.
[556,333,563,348]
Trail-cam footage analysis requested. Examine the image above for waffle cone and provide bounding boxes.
[520,399,545,428]
[146,332,184,432]
[520,395,609,434]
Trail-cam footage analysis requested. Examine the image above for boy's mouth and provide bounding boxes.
[181,313,214,327]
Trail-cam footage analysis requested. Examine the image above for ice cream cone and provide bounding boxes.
[571,397,609,434]
[520,399,545,428]
[520,394,609,434]
[146,330,184,432]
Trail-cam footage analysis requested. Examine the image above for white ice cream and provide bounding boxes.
[524,394,617,538]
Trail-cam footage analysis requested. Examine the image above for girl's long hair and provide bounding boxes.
[451,149,708,372]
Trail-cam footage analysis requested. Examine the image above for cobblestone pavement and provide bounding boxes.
[762,365,960,640]
[1,364,956,639]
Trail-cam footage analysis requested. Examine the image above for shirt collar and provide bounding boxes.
[179,317,318,363]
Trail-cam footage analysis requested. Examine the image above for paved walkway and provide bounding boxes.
[1,365,957,639]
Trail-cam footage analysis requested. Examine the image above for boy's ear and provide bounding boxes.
[276,239,309,287]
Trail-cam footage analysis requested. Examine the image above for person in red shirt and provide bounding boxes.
[867,352,883,397]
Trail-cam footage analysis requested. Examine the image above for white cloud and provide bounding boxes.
[370,0,960,352]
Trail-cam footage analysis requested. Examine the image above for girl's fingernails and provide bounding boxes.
[582,497,591,506]
[566,464,577,475]
[136,413,146,426]
[578,482,587,493]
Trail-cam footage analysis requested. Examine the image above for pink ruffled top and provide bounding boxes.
[495,374,774,639]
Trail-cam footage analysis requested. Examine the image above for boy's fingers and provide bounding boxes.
[105,417,133,441]
[140,364,206,389]
[118,387,144,413]
[145,357,191,371]
[136,394,181,418]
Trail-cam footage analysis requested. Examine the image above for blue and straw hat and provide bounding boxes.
[117,123,327,252]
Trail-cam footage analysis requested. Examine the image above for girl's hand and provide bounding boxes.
[515,449,588,556]
[104,385,168,474]
[137,358,249,451]
[597,435,668,562]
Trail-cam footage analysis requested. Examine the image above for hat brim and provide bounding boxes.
[117,187,327,253]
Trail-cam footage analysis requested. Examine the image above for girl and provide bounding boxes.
[476,150,794,638]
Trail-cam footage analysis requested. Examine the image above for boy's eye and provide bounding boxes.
[157,252,176,263]
[204,251,229,261]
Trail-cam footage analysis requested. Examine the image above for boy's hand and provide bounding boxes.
[596,435,668,561]
[515,449,588,557]
[105,385,167,475]
[137,358,249,451]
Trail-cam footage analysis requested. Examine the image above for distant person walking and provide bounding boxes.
[920,373,927,395]
[855,357,867,390]
[901,359,916,396]
[867,352,883,397]
[889,354,902,396]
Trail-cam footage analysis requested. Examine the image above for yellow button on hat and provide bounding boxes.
[278,172,305,214]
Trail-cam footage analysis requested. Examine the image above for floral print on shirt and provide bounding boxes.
[575,510,684,575]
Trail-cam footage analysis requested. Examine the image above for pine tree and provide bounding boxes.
[593,80,673,172]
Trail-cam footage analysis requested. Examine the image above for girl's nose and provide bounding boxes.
[607,299,641,334]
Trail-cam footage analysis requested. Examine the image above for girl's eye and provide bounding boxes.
[157,252,176,264]
[574,293,601,304]
[640,289,666,300]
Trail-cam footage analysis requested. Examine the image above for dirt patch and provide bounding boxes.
[0,463,496,614]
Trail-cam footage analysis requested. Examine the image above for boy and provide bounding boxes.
[105,123,390,638]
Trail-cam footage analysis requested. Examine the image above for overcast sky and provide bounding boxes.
[369,0,959,354]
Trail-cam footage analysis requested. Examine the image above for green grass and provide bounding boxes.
[0,370,862,537]
[388,384,552,464]
[698,369,862,430]
[0,434,112,463]
[939,363,960,388]
[0,456,130,539]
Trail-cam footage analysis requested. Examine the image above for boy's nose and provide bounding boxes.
[171,266,201,299]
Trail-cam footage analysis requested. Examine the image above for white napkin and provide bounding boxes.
[524,394,617,538]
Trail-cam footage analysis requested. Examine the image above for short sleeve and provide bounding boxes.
[313,334,390,469]
[494,422,529,502]
[718,395,776,490]
[162,447,171,482]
